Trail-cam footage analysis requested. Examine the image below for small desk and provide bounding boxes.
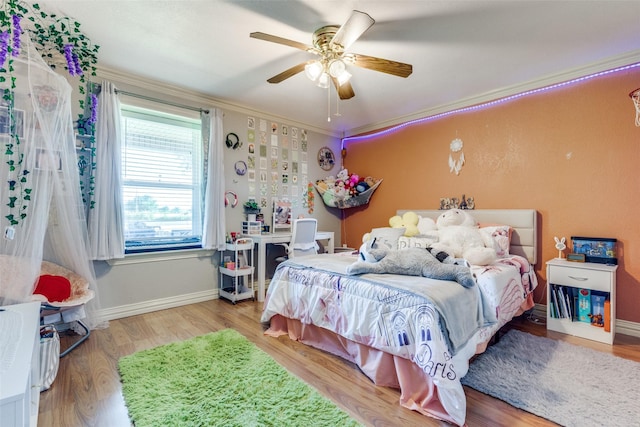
[248,231,334,302]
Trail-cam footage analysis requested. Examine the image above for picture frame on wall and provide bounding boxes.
[272,199,292,231]
[0,106,25,138]
[34,148,62,171]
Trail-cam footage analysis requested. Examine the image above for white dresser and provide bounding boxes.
[0,302,41,426]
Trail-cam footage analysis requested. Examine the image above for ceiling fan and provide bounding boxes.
[250,10,413,100]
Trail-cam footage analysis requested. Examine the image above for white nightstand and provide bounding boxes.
[546,259,617,344]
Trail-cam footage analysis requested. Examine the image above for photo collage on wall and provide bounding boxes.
[245,117,308,212]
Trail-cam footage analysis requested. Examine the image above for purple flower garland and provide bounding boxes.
[89,93,98,124]
[11,15,21,57]
[63,44,83,76]
[64,44,76,75]
[73,51,82,75]
[0,31,8,68]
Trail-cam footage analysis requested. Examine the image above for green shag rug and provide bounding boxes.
[118,329,361,427]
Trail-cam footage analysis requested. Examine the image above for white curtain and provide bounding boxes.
[201,108,226,250]
[87,81,125,260]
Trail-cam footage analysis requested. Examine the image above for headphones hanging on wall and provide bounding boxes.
[225,132,241,150]
[234,160,247,176]
[224,191,238,207]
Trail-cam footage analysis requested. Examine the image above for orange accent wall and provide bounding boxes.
[343,66,640,324]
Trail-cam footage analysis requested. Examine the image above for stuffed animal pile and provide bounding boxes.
[353,209,498,289]
[389,211,439,238]
[315,168,379,207]
[347,237,476,288]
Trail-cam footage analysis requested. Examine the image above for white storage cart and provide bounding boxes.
[219,238,255,303]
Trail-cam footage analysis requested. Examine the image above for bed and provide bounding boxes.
[261,209,538,426]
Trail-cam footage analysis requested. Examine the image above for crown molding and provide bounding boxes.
[95,49,640,139]
[95,66,339,138]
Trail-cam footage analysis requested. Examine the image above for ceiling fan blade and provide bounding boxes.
[349,53,413,78]
[332,78,355,100]
[250,32,315,52]
[267,62,308,84]
[330,10,375,51]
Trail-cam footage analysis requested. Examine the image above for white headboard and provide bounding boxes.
[397,209,538,265]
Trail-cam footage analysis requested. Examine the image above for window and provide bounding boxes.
[120,104,203,252]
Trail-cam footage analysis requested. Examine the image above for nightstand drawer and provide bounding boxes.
[548,266,611,292]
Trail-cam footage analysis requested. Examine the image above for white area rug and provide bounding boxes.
[461,329,640,427]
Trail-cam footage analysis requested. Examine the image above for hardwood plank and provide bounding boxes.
[38,300,640,426]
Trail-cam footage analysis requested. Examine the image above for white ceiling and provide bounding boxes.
[30,1,640,136]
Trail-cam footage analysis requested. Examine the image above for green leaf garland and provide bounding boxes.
[1,1,100,227]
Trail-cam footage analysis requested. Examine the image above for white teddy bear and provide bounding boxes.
[429,209,497,266]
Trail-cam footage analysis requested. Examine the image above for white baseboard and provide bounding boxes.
[97,296,640,339]
[533,303,640,339]
[97,289,218,321]
[616,318,640,338]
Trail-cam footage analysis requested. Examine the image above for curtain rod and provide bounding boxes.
[114,89,209,114]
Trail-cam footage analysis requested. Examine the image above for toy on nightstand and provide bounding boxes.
[554,236,566,259]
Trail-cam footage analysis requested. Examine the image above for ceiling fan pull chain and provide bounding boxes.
[327,87,331,122]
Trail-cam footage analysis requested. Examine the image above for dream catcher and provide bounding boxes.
[630,87,640,127]
[448,138,465,175]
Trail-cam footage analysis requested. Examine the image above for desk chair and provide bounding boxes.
[274,218,319,262]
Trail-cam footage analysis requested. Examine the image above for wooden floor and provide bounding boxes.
[38,299,640,427]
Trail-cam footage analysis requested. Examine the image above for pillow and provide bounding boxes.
[369,227,406,251]
[398,235,439,250]
[480,225,512,257]
[33,275,72,302]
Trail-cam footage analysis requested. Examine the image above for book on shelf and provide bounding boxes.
[558,285,565,318]
[591,292,606,316]
[564,287,573,320]
[549,285,611,328]
[550,284,575,319]
[551,285,560,318]
[566,286,579,321]
[590,291,607,327]
[555,285,572,319]
[577,288,591,323]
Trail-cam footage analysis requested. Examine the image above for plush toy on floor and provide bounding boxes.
[348,238,476,288]
[429,208,497,266]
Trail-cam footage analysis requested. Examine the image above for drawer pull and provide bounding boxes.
[568,275,588,281]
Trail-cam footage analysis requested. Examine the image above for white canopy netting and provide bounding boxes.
[0,34,101,329]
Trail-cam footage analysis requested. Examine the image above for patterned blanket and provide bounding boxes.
[262,253,537,388]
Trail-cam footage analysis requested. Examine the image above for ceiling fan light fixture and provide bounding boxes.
[328,59,347,78]
[252,10,413,101]
[317,72,330,89]
[336,70,352,86]
[304,60,323,81]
